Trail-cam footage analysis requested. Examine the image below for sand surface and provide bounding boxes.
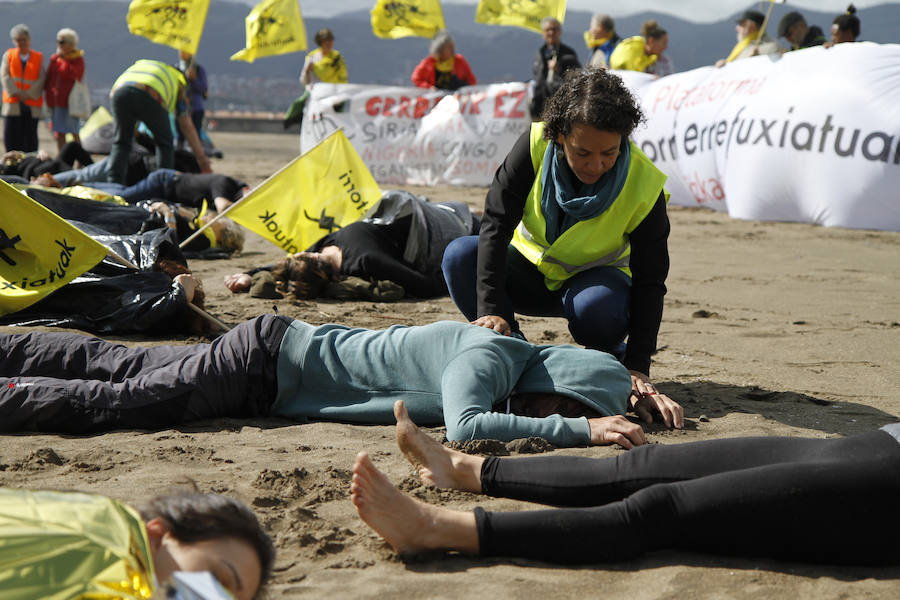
[2,130,899,598]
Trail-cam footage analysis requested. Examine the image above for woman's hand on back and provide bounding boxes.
[470,314,512,335]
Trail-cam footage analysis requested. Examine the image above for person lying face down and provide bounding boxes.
[351,401,900,566]
[1,489,274,600]
[0,315,682,447]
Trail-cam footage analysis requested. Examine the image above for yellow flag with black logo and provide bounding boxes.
[227,130,381,254]
[230,0,307,63]
[126,0,210,54]
[475,0,566,33]
[371,0,445,39]
[0,182,109,317]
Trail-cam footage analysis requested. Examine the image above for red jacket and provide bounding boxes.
[45,52,85,108]
[411,54,476,91]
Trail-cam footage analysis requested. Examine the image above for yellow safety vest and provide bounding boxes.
[0,488,156,599]
[510,122,667,290]
[2,48,43,107]
[112,59,185,112]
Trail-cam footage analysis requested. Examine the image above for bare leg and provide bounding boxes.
[394,400,483,493]
[351,452,479,555]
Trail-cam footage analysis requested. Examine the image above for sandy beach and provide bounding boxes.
[2,129,899,598]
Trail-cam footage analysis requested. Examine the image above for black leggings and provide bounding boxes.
[0,315,290,433]
[475,431,900,565]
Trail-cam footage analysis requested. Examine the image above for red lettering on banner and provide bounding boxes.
[688,171,725,204]
[470,92,485,114]
[382,96,396,115]
[494,91,507,118]
[413,96,430,119]
[508,90,526,118]
[365,96,381,116]
[397,96,411,118]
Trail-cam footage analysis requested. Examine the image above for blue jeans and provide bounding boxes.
[441,235,631,352]
[81,168,177,204]
[54,157,110,186]
[108,85,173,184]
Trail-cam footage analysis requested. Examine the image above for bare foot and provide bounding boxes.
[394,400,483,493]
[351,452,477,555]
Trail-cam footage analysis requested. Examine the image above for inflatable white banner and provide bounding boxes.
[302,43,900,230]
[301,82,531,186]
[618,42,900,230]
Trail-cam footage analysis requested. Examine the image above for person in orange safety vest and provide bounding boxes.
[1,24,45,152]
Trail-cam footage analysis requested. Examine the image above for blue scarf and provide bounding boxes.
[539,140,631,244]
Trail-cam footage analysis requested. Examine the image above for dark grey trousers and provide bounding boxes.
[0,315,291,433]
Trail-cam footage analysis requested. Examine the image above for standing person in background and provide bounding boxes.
[175,50,207,150]
[644,21,675,77]
[585,14,621,69]
[529,17,580,120]
[1,24,44,152]
[300,28,348,87]
[45,28,85,153]
[828,5,861,45]
[284,28,347,129]
[778,11,826,51]
[411,30,476,91]
[609,20,668,74]
[714,9,780,67]
[106,59,210,184]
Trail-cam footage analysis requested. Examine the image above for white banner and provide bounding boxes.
[302,43,900,230]
[618,42,900,230]
[300,82,532,186]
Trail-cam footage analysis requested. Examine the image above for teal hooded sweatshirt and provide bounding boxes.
[272,320,631,447]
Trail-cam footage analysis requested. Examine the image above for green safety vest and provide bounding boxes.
[112,59,185,112]
[510,122,667,290]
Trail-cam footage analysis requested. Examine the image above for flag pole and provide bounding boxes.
[104,248,231,332]
[178,128,344,250]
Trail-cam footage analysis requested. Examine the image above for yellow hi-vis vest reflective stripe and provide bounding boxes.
[510,122,667,291]
[112,59,185,113]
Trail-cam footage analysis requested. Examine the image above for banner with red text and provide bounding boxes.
[300,82,531,186]
[616,42,900,230]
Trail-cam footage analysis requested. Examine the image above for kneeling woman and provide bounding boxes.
[442,68,671,404]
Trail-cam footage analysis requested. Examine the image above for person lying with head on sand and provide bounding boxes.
[2,488,274,600]
[0,314,682,446]
[351,401,900,565]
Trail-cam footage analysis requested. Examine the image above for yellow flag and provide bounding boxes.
[126,0,210,54]
[230,0,308,63]
[475,0,567,33]
[0,182,109,317]
[228,130,381,254]
[371,0,446,39]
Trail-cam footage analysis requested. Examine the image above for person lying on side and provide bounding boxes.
[351,401,900,566]
[0,314,682,445]
[1,488,273,600]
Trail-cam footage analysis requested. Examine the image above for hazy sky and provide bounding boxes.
[297,1,896,23]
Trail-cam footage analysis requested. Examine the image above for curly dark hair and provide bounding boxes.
[271,254,336,299]
[137,492,275,597]
[542,68,644,144]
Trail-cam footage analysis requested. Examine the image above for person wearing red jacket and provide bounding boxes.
[411,30,476,91]
[45,28,85,152]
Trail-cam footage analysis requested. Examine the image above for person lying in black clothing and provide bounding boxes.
[0,142,93,183]
[352,400,900,566]
[225,191,479,300]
